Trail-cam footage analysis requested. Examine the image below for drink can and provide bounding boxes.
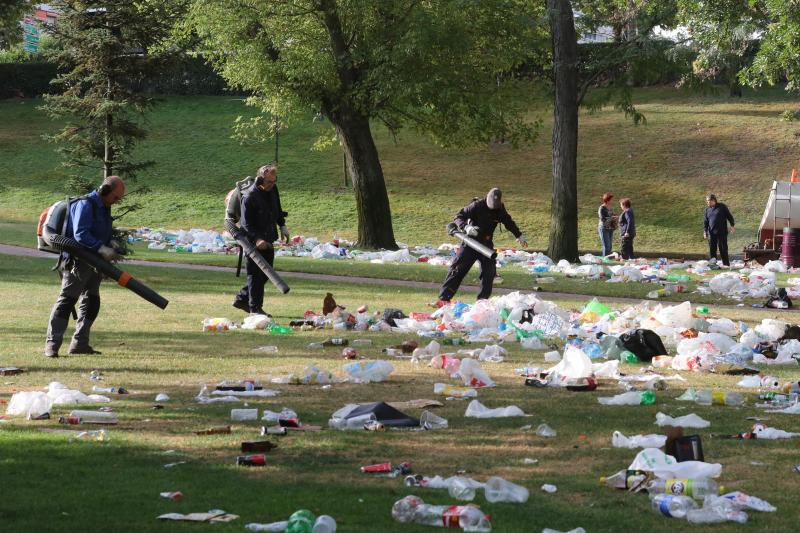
[361,462,392,473]
[236,454,266,466]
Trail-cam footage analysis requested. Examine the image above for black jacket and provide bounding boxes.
[454,198,521,245]
[240,183,286,244]
[704,203,734,236]
[619,208,635,238]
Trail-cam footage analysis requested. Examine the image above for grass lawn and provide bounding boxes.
[2,87,800,253]
[1,254,799,532]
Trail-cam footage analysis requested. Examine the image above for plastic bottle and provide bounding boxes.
[62,410,119,424]
[696,306,709,315]
[71,429,108,442]
[442,337,465,346]
[583,342,603,359]
[391,495,491,532]
[323,338,348,346]
[600,469,649,491]
[667,273,690,283]
[695,390,744,406]
[647,478,722,499]
[484,476,529,503]
[268,323,293,334]
[434,383,477,398]
[236,454,266,466]
[619,350,639,364]
[351,339,372,346]
[448,476,477,501]
[650,494,698,518]
[308,342,324,349]
[312,515,337,533]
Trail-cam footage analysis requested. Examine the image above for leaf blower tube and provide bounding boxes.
[447,222,497,260]
[46,233,169,310]
[224,219,290,294]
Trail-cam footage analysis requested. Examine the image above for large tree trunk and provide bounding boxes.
[547,0,579,262]
[329,105,398,250]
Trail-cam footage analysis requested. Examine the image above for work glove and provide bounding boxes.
[98,245,122,262]
[516,234,528,248]
[464,224,479,237]
[280,225,290,243]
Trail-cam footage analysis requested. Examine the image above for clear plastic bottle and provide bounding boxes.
[599,334,624,359]
[695,390,744,406]
[650,494,698,518]
[391,495,491,531]
[647,478,722,499]
[448,476,477,501]
[483,476,529,503]
[307,342,324,349]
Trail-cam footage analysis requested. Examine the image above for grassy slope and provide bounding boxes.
[1,253,799,532]
[2,87,800,255]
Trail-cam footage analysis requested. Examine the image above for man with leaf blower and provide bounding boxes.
[227,164,291,316]
[44,176,126,357]
[435,188,527,306]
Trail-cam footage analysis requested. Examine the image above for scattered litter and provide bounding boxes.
[465,399,528,418]
[536,424,557,437]
[655,412,711,428]
[157,510,237,522]
[541,484,557,493]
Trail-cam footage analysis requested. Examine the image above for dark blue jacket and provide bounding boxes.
[454,198,521,245]
[66,191,113,252]
[240,183,286,244]
[619,208,635,238]
[704,203,734,236]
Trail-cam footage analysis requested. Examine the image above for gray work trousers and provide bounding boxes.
[45,259,103,354]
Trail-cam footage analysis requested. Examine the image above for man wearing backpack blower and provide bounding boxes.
[44,176,125,358]
[226,163,291,316]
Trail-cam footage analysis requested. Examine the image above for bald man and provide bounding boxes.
[45,176,125,357]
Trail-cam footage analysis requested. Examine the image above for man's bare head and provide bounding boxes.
[99,176,125,206]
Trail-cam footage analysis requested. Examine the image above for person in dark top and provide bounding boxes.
[618,197,635,260]
[436,188,527,305]
[232,164,289,315]
[598,192,616,257]
[703,194,735,266]
[45,176,125,357]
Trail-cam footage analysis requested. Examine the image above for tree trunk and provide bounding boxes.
[547,0,579,262]
[329,105,398,250]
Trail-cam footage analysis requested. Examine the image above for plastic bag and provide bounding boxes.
[611,431,667,449]
[546,345,593,380]
[465,399,527,418]
[655,411,710,428]
[241,314,272,330]
[343,360,394,383]
[628,448,722,479]
[457,358,494,388]
[6,391,53,419]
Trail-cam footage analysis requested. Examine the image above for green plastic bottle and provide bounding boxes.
[268,323,293,335]
[620,350,639,364]
[667,273,690,283]
[286,509,315,533]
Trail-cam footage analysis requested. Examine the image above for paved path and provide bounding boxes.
[0,243,771,307]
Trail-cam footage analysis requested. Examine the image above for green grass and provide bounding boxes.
[1,253,800,531]
[2,87,800,254]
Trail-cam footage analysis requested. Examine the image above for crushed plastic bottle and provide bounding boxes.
[71,429,108,442]
[686,496,748,524]
[434,383,478,398]
[483,476,529,503]
[619,350,639,364]
[391,495,491,532]
[535,423,557,437]
[651,494,698,518]
[600,469,650,491]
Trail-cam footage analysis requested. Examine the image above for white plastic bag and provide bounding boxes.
[343,360,393,383]
[465,399,527,418]
[457,358,494,388]
[611,431,667,449]
[546,345,593,379]
[6,391,53,419]
[628,448,722,479]
[655,411,710,428]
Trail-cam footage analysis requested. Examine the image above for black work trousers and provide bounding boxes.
[709,233,730,266]
[235,247,275,312]
[620,237,635,260]
[439,244,496,301]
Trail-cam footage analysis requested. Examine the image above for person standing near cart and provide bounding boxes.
[703,194,735,267]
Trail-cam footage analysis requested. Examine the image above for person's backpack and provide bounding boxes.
[36,194,93,254]
[224,176,257,224]
[619,328,667,362]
